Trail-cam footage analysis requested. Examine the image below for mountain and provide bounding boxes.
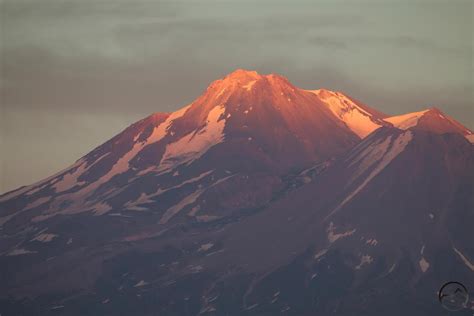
[0,69,473,316]
[0,69,360,228]
[384,107,474,142]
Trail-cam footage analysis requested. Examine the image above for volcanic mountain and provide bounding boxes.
[0,69,361,227]
[0,70,473,316]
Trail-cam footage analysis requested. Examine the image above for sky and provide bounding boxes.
[1,0,473,193]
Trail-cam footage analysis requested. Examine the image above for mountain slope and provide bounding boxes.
[0,70,473,316]
[207,127,474,315]
[3,126,470,315]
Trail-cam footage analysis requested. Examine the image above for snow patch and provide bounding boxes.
[125,170,213,211]
[35,105,192,220]
[385,110,429,130]
[51,162,89,193]
[453,247,474,271]
[327,222,356,243]
[24,196,51,211]
[198,243,214,252]
[93,202,112,215]
[419,257,430,273]
[51,305,64,310]
[355,254,373,270]
[366,239,378,246]
[245,303,259,310]
[134,280,148,287]
[31,233,58,243]
[159,105,226,171]
[388,263,397,273]
[215,88,226,98]
[189,265,203,273]
[242,80,256,91]
[314,249,328,260]
[7,248,37,256]
[466,134,474,143]
[310,89,382,138]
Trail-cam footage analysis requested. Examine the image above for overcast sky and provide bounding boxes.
[1,0,473,193]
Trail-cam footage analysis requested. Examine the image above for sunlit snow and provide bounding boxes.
[327,222,356,243]
[453,247,474,271]
[385,110,429,130]
[159,105,226,171]
[419,257,430,273]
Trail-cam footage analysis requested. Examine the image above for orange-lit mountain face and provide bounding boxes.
[0,70,473,315]
[130,69,361,172]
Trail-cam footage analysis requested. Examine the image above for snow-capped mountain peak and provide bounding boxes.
[1,70,362,223]
[1,70,473,316]
[385,107,473,142]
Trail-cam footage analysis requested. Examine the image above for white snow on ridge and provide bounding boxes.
[4,105,193,222]
[453,247,474,271]
[310,89,382,138]
[388,263,397,273]
[385,110,429,130]
[7,248,37,256]
[147,104,191,145]
[314,249,328,260]
[52,152,111,193]
[242,80,257,91]
[134,280,148,287]
[52,162,89,193]
[30,105,193,221]
[327,222,356,243]
[215,88,226,99]
[159,105,227,171]
[93,202,112,215]
[0,158,86,202]
[31,233,58,243]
